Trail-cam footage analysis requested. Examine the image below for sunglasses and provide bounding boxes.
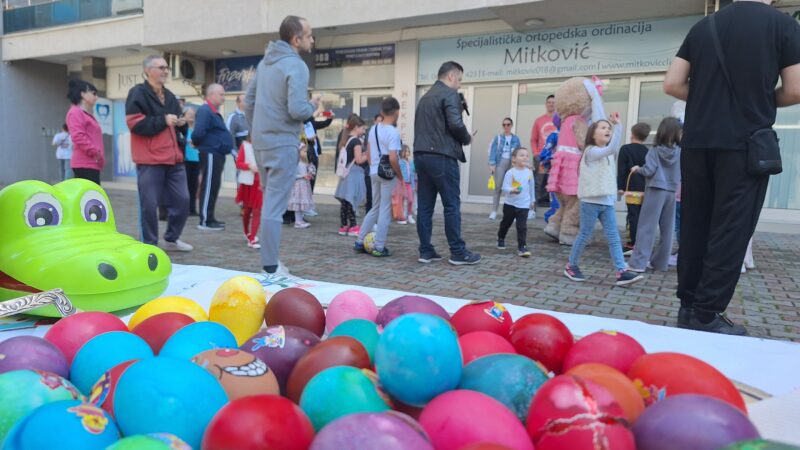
[502,123,512,127]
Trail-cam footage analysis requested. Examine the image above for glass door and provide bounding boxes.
[313,91,354,193]
[631,76,677,144]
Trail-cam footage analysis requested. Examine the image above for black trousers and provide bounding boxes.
[677,149,768,319]
[308,148,319,192]
[364,174,373,213]
[497,203,529,248]
[199,152,226,225]
[72,168,100,185]
[185,161,200,214]
[626,203,642,246]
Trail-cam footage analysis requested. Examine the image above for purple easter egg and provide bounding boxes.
[240,325,320,394]
[375,296,450,328]
[633,394,760,450]
[310,412,434,450]
[0,336,69,378]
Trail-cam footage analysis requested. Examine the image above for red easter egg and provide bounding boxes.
[509,314,573,373]
[566,363,646,424]
[202,395,314,450]
[562,330,646,374]
[627,352,746,413]
[458,331,516,365]
[44,312,128,366]
[265,287,326,337]
[88,359,138,419]
[450,301,513,338]
[526,375,635,450]
[131,312,195,354]
[285,336,371,403]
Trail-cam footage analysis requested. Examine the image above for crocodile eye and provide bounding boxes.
[80,191,109,223]
[24,194,62,228]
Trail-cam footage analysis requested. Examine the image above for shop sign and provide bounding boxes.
[315,44,395,68]
[417,16,700,84]
[215,55,262,92]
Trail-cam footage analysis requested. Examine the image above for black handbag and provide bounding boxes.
[374,124,395,180]
[710,15,782,176]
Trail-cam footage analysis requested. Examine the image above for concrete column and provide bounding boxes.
[393,40,419,146]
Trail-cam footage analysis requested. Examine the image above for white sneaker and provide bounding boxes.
[408,215,416,224]
[247,240,261,249]
[305,209,319,217]
[741,264,747,274]
[294,222,311,229]
[489,211,497,220]
[397,220,407,225]
[623,249,634,256]
[262,261,292,278]
[669,254,678,266]
[527,210,536,220]
[162,239,193,252]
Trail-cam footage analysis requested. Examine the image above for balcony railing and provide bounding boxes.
[3,0,143,34]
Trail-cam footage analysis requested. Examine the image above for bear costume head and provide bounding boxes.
[553,77,606,150]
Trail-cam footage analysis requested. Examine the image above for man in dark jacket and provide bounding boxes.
[414,61,480,266]
[192,83,233,230]
[126,54,191,252]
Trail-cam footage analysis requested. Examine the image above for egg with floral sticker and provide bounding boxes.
[191,348,279,400]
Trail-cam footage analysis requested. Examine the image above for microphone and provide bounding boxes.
[459,93,470,116]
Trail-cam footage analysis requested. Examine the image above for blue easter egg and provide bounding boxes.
[459,353,549,422]
[374,313,462,407]
[113,356,228,449]
[70,331,153,395]
[158,321,237,360]
[299,366,389,431]
[329,319,380,363]
[3,400,119,449]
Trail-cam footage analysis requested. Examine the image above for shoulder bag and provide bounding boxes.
[374,124,396,180]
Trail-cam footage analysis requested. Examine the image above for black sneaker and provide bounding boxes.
[197,222,224,231]
[497,239,506,250]
[616,270,644,286]
[677,306,693,328]
[449,251,482,266]
[563,264,585,282]
[371,247,392,257]
[418,252,443,263]
[353,241,367,254]
[688,313,747,336]
[518,246,531,257]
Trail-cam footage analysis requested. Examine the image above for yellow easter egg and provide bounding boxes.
[128,296,208,329]
[209,276,267,345]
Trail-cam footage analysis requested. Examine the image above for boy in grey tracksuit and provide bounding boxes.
[627,144,681,272]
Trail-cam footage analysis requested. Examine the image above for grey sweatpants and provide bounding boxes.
[628,187,676,271]
[258,146,299,268]
[358,176,396,251]
[491,157,512,212]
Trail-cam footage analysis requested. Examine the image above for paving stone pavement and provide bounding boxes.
[105,188,800,343]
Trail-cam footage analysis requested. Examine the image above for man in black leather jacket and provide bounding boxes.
[414,61,481,265]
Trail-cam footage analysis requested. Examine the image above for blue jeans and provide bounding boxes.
[415,152,466,258]
[569,201,625,271]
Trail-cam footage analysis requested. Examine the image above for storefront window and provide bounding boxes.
[767,104,800,209]
[636,81,676,143]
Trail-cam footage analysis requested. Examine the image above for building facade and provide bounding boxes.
[2,0,799,224]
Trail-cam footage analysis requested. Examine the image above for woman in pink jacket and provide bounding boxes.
[65,79,104,184]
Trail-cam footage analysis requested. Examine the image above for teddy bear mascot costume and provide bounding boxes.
[543,76,606,245]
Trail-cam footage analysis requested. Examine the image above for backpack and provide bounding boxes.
[336,136,358,178]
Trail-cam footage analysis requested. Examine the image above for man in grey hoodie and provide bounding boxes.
[244,15,319,275]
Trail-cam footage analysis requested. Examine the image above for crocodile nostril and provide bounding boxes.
[98,263,118,280]
[148,253,158,271]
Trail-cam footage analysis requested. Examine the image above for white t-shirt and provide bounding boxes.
[52,131,72,160]
[367,123,402,177]
[502,167,535,209]
[501,135,513,159]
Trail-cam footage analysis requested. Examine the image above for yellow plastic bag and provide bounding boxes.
[487,175,496,191]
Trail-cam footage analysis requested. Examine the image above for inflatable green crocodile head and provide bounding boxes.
[0,179,171,316]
